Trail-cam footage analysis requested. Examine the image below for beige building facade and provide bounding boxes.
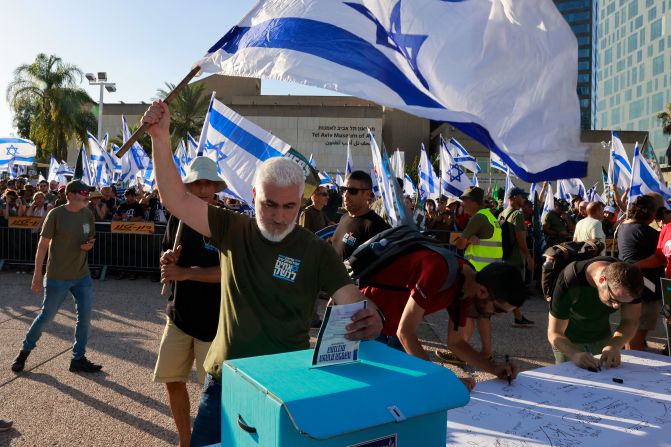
[86,74,648,195]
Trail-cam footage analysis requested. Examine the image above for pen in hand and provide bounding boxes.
[505,354,512,385]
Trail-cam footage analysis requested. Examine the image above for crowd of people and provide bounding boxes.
[3,100,671,445]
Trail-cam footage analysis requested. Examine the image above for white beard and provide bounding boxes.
[257,220,296,242]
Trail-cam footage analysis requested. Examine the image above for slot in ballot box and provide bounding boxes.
[219,341,469,446]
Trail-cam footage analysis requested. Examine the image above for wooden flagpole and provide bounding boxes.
[161,220,184,296]
[116,66,202,158]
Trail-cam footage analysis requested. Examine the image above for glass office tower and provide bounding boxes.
[594,0,671,161]
[554,0,595,130]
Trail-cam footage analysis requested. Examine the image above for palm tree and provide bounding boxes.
[657,103,671,163]
[155,81,209,147]
[6,53,96,161]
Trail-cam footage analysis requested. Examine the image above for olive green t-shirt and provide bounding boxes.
[461,212,494,240]
[204,205,352,378]
[499,207,525,266]
[542,210,568,246]
[549,259,617,343]
[40,205,95,280]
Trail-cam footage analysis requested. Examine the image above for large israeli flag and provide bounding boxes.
[439,137,471,198]
[418,143,439,201]
[0,137,36,167]
[442,136,480,173]
[201,97,292,205]
[609,131,632,192]
[196,0,585,181]
[629,144,671,205]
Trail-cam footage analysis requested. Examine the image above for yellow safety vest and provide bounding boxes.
[464,208,503,271]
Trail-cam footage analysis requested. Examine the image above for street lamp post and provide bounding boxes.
[86,72,116,142]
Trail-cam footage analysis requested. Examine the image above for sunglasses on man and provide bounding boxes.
[339,186,370,195]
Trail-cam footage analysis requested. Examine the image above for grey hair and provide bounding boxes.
[252,157,305,196]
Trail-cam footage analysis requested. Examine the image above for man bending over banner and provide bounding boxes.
[142,101,383,447]
[362,252,528,390]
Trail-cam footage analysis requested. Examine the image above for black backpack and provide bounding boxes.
[540,239,608,303]
[497,209,517,260]
[344,225,465,293]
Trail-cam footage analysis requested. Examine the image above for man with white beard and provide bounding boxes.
[141,101,383,447]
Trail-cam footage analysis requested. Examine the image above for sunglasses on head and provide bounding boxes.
[76,190,90,196]
[340,186,370,195]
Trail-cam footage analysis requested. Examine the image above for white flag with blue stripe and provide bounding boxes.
[197,0,585,182]
[502,171,515,209]
[557,178,586,201]
[609,131,632,192]
[542,182,554,218]
[346,139,353,176]
[0,137,36,167]
[173,141,189,179]
[471,172,479,187]
[198,92,218,158]
[390,150,405,179]
[201,97,292,205]
[77,144,96,187]
[442,136,480,173]
[57,161,74,177]
[143,160,156,190]
[418,143,439,201]
[369,163,379,196]
[121,116,151,183]
[629,144,671,205]
[369,129,406,226]
[88,132,117,186]
[335,170,344,187]
[403,174,417,198]
[439,137,471,198]
[47,156,67,184]
[490,151,509,174]
[187,134,199,162]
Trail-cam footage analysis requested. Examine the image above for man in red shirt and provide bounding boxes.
[360,250,529,387]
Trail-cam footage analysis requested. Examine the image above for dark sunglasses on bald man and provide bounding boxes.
[340,186,370,195]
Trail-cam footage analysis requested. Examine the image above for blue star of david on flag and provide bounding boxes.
[448,163,464,183]
[5,145,18,157]
[345,0,431,90]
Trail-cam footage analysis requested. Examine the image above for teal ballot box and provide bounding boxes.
[219,341,470,446]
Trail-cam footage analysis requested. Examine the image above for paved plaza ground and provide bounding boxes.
[0,268,667,446]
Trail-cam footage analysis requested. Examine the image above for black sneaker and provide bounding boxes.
[513,316,534,328]
[0,419,13,432]
[69,357,103,373]
[11,350,30,372]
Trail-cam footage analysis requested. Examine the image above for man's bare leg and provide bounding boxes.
[166,382,191,447]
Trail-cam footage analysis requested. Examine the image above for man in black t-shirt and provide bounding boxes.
[332,171,390,260]
[113,188,145,221]
[152,157,225,447]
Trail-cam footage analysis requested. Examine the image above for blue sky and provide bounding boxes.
[0,0,337,136]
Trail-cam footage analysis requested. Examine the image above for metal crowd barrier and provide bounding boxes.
[0,222,166,279]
